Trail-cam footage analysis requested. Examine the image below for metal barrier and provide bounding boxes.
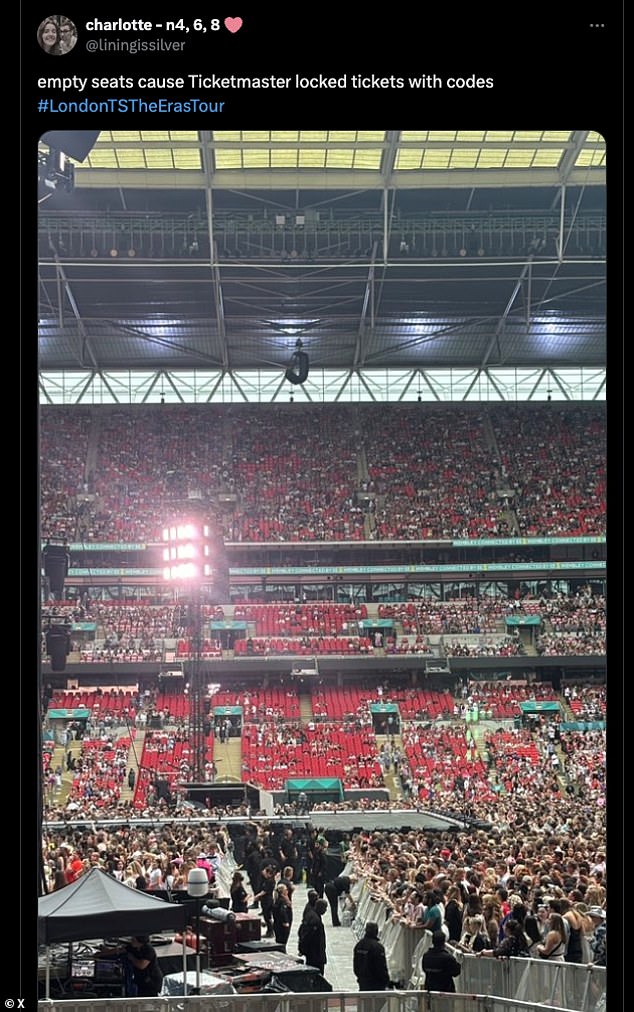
[37,991,578,1012]
[347,871,606,1012]
[458,953,606,1012]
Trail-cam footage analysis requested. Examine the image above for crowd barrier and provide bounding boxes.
[36,992,587,1012]
[347,868,606,1012]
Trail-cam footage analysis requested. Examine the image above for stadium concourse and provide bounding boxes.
[36,130,609,1003]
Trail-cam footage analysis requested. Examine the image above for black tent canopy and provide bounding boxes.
[38,868,188,998]
[38,866,187,944]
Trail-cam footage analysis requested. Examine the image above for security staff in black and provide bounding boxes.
[353,921,391,991]
[421,930,462,993]
[324,874,356,926]
[123,935,163,997]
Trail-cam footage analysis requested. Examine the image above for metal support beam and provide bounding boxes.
[528,368,548,400]
[557,185,566,263]
[333,370,354,402]
[554,131,590,198]
[53,258,100,370]
[381,130,401,191]
[484,369,508,401]
[479,261,532,370]
[352,240,379,371]
[462,370,483,401]
[397,370,419,401]
[202,130,230,371]
[421,370,441,401]
[549,369,572,400]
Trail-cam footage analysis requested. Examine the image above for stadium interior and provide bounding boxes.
[36,130,608,1007]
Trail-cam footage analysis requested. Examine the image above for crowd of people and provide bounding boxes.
[39,403,605,544]
[40,804,607,989]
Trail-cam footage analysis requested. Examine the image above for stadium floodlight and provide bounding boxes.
[162,521,213,583]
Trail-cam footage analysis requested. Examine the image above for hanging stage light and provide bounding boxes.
[285,338,310,385]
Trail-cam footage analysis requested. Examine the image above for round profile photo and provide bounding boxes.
[37,15,77,55]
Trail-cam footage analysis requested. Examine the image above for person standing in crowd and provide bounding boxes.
[272,882,293,950]
[457,914,489,953]
[523,908,543,957]
[52,868,67,891]
[230,870,249,914]
[420,889,443,933]
[245,840,264,902]
[443,884,464,942]
[301,888,319,921]
[299,897,328,976]
[353,921,391,991]
[587,906,606,965]
[281,865,296,905]
[147,857,164,891]
[563,902,590,963]
[309,837,328,898]
[253,863,276,937]
[536,913,568,961]
[324,873,357,927]
[279,827,299,882]
[196,850,214,885]
[135,865,148,891]
[477,918,529,959]
[421,930,462,993]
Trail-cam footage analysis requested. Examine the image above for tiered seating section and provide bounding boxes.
[492,406,606,536]
[311,685,380,720]
[565,685,606,720]
[537,631,606,655]
[45,593,606,664]
[234,602,368,634]
[464,682,559,719]
[40,403,606,542]
[49,689,137,720]
[400,725,497,805]
[483,728,546,790]
[443,635,521,657]
[363,407,505,539]
[44,677,605,813]
[175,638,223,658]
[210,688,300,720]
[380,688,455,721]
[65,735,133,809]
[133,728,214,807]
[241,721,383,791]
[153,691,190,722]
[234,634,374,656]
[228,407,365,541]
[40,408,93,540]
[232,602,373,656]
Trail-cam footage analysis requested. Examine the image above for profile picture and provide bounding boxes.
[37,15,77,55]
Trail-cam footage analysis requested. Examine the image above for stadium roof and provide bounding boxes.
[37,130,606,403]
